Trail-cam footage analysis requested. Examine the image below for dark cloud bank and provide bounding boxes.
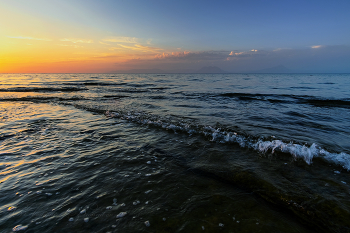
[113,45,350,73]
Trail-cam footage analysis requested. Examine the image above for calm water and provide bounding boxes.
[1,73,350,232]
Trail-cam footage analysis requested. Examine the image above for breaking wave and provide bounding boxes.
[105,110,350,170]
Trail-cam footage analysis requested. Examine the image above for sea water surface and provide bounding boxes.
[1,73,350,232]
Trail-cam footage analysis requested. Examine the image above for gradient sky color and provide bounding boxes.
[1,0,350,73]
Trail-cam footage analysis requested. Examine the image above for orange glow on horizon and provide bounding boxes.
[0,34,178,73]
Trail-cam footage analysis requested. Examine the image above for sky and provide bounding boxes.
[1,0,350,73]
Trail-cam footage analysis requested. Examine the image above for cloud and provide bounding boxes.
[60,38,93,43]
[109,47,122,51]
[58,44,83,48]
[154,51,191,59]
[103,45,350,73]
[311,45,323,49]
[99,41,110,45]
[229,51,245,56]
[7,36,52,41]
[226,50,267,60]
[103,37,139,43]
[117,44,163,53]
[273,48,291,51]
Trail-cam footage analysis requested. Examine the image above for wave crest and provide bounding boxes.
[105,110,350,170]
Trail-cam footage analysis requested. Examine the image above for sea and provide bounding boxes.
[0,73,350,233]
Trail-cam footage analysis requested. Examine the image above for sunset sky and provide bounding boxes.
[1,0,350,73]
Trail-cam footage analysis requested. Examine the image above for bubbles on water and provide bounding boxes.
[144,220,150,227]
[219,223,224,227]
[84,218,89,222]
[145,190,152,194]
[80,209,86,214]
[106,206,112,210]
[113,198,117,205]
[69,217,74,221]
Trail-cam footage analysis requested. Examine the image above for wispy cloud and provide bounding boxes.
[154,51,191,59]
[103,37,139,44]
[229,51,244,56]
[7,36,52,41]
[58,44,83,48]
[311,45,323,49]
[117,44,163,53]
[60,38,93,43]
[273,48,291,51]
[152,51,229,62]
[227,49,265,59]
[109,47,123,51]
[99,41,110,45]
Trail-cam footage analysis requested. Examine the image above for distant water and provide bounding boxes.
[1,73,350,232]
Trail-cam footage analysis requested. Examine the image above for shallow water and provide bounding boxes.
[1,73,350,232]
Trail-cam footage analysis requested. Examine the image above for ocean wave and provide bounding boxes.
[105,110,350,170]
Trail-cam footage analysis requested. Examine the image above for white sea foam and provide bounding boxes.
[105,111,350,170]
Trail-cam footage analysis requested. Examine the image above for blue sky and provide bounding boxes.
[82,0,350,48]
[1,0,349,72]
